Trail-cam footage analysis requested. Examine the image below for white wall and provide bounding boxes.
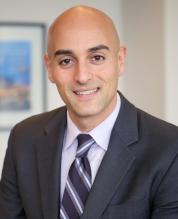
[121,0,166,119]
[120,0,178,124]
[164,0,178,124]
[0,0,123,174]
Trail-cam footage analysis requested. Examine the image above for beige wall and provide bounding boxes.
[121,0,165,119]
[121,0,178,124]
[0,0,178,175]
[164,0,178,124]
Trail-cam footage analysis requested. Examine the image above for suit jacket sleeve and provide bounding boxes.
[151,147,178,219]
[0,127,26,219]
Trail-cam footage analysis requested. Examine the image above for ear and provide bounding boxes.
[118,46,127,75]
[44,53,55,83]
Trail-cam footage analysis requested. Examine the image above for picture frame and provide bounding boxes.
[0,22,46,130]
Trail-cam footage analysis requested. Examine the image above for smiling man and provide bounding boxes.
[0,5,178,219]
[44,7,125,132]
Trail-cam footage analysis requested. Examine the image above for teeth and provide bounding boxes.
[76,88,97,95]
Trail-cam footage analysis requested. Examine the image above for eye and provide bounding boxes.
[58,57,75,68]
[90,55,105,65]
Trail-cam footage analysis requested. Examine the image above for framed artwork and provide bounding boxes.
[0,23,46,130]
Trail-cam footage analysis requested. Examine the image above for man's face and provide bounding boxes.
[45,14,126,129]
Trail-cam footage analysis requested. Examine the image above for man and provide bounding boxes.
[0,5,178,219]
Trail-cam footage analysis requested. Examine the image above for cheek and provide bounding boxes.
[104,67,119,91]
[50,68,71,85]
[99,65,119,82]
[53,72,74,97]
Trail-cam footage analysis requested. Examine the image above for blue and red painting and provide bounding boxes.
[0,41,31,111]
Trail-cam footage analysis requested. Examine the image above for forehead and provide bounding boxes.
[49,15,118,53]
[55,29,109,49]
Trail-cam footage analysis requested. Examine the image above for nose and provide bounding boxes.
[74,61,92,84]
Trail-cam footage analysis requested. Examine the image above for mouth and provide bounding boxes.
[73,87,99,96]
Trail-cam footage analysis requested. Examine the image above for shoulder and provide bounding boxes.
[133,108,178,167]
[120,93,178,139]
[119,93,178,154]
[138,108,178,140]
[119,93,178,140]
[9,106,67,141]
[14,106,66,129]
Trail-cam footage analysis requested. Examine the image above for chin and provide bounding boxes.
[74,108,102,118]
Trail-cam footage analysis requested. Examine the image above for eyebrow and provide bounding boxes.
[54,49,73,57]
[54,44,110,57]
[88,44,110,52]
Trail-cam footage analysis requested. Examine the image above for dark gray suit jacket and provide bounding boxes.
[0,94,178,219]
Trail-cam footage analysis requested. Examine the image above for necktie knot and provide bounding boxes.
[76,134,94,158]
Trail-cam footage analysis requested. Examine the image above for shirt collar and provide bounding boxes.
[64,93,121,151]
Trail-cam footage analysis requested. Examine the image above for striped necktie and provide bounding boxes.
[60,134,94,219]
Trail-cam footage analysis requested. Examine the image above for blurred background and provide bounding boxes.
[0,0,178,175]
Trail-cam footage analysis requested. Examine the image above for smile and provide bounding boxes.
[74,88,99,95]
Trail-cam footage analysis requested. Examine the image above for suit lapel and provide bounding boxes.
[36,108,67,219]
[81,94,139,219]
